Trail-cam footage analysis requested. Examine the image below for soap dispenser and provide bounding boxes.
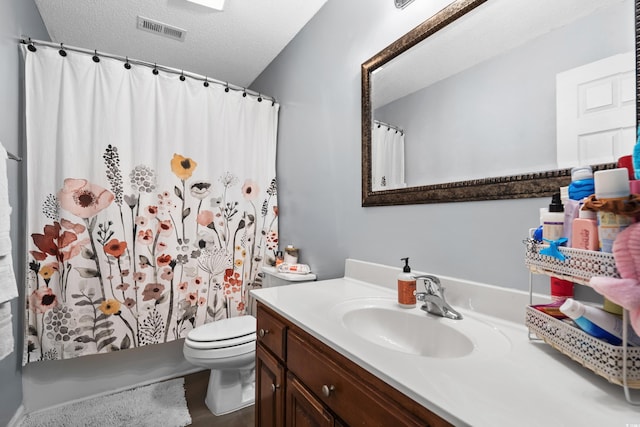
[398,257,416,308]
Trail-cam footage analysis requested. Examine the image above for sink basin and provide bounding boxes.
[332,298,510,359]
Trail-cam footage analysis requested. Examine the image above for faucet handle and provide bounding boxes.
[413,274,441,294]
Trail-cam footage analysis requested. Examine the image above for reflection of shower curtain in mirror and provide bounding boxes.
[372,124,405,190]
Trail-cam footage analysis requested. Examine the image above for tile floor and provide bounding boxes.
[184,370,254,427]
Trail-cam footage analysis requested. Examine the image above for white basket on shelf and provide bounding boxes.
[523,238,619,285]
[526,306,640,388]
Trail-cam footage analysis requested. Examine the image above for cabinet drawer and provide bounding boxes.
[257,304,287,361]
[287,331,431,427]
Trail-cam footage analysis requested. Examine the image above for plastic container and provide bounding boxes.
[284,245,299,264]
[594,168,633,253]
[560,298,640,346]
[550,277,573,302]
[568,166,594,201]
[565,166,594,245]
[571,208,599,251]
[542,192,565,241]
[397,257,416,308]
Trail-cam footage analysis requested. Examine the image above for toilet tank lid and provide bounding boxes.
[187,315,256,342]
[262,266,317,282]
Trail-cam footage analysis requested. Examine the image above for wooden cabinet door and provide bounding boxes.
[286,374,334,427]
[256,344,285,427]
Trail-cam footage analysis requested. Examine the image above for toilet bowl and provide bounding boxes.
[183,315,257,416]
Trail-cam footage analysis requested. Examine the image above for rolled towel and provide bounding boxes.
[277,263,311,275]
[0,302,13,361]
[0,254,17,304]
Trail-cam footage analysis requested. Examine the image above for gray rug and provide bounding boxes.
[19,377,192,427]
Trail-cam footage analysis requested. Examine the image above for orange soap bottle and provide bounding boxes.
[397,257,416,308]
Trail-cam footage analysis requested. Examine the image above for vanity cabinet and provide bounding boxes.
[255,304,287,427]
[255,302,452,427]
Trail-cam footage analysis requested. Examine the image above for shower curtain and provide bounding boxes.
[372,123,406,190]
[21,44,279,363]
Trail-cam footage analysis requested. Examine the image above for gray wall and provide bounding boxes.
[251,0,603,297]
[0,0,48,423]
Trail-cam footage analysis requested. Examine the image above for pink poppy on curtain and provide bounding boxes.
[22,43,279,363]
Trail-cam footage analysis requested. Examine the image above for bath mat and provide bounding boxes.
[19,377,192,427]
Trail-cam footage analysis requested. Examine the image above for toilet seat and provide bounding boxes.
[185,315,256,351]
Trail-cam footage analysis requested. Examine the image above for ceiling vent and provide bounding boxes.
[136,16,187,42]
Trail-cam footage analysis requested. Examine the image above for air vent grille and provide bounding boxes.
[137,16,186,42]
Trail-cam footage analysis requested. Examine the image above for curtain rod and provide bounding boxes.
[373,119,404,135]
[19,37,277,106]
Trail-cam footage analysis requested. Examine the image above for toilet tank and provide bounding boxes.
[248,266,316,316]
[261,265,316,288]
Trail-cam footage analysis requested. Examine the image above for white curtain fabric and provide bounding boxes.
[22,44,279,363]
[371,124,406,191]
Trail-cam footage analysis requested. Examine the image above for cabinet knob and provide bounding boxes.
[258,328,269,338]
[271,383,280,393]
[321,384,335,397]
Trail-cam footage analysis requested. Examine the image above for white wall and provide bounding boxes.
[250,0,605,300]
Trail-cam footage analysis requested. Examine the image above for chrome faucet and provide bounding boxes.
[414,275,463,320]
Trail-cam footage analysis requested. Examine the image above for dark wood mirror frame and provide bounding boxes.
[361,0,635,207]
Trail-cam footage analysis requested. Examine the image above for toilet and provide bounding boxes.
[183,265,316,415]
[183,315,257,415]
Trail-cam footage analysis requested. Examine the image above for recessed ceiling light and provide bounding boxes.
[186,0,226,11]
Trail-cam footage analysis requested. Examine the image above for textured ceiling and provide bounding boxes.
[34,0,327,88]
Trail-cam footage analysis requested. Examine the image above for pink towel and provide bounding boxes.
[589,222,640,336]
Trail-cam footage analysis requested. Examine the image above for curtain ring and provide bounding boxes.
[271,98,276,106]
[92,49,100,63]
[27,38,37,52]
[124,57,131,70]
[203,77,209,88]
[224,83,229,93]
[152,63,159,75]
[58,43,67,57]
[242,89,247,98]
[257,93,263,102]
[179,70,186,82]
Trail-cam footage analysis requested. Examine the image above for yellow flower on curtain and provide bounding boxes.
[171,154,197,180]
[99,299,121,315]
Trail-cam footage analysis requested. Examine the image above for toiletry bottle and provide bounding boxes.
[594,168,633,253]
[550,277,573,302]
[275,251,284,266]
[594,168,633,315]
[571,208,599,251]
[284,245,299,264]
[397,258,416,308]
[542,192,565,241]
[542,193,573,301]
[560,298,640,346]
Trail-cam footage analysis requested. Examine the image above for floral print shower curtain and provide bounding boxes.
[21,44,279,363]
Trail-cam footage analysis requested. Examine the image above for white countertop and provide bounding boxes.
[250,259,640,427]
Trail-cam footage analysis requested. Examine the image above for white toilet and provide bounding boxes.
[183,315,257,415]
[183,265,316,416]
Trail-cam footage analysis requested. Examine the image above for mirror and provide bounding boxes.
[362,0,636,206]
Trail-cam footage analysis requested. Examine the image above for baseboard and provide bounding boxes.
[6,403,26,427]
